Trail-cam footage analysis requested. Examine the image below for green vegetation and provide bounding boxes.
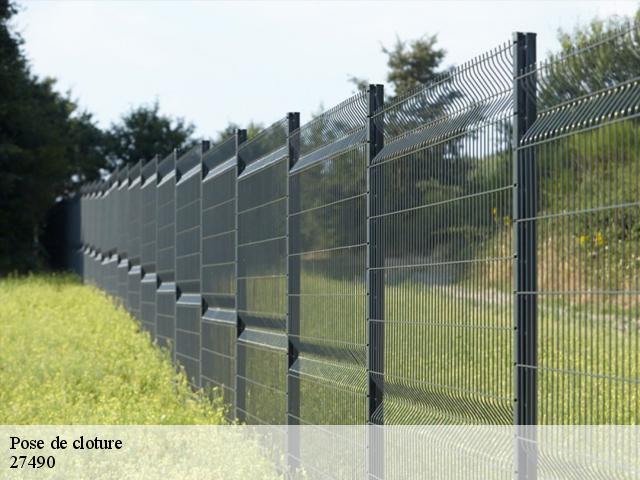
[290,270,638,425]
[0,274,226,424]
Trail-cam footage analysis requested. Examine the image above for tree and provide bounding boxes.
[105,101,195,167]
[540,11,640,107]
[383,34,448,96]
[349,34,448,97]
[213,121,264,146]
[0,0,108,273]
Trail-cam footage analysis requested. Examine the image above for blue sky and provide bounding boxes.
[13,1,638,137]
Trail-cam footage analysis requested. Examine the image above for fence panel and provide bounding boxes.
[127,161,143,322]
[287,92,372,430]
[82,183,95,285]
[518,24,640,425]
[370,41,517,426]
[175,143,208,387]
[200,133,245,410]
[94,184,104,289]
[89,182,100,286]
[64,25,640,443]
[116,167,130,306]
[104,173,120,297]
[156,152,177,358]
[141,158,158,337]
[236,118,291,424]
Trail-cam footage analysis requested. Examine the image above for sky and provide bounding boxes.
[13,0,639,138]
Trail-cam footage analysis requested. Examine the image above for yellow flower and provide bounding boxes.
[594,231,604,247]
[578,235,589,246]
[491,207,497,218]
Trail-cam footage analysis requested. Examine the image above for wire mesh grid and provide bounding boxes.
[156,152,177,357]
[288,91,370,427]
[370,40,516,425]
[175,145,206,387]
[236,119,290,425]
[201,136,241,410]
[127,161,143,322]
[517,21,640,425]
[116,167,130,308]
[140,157,158,337]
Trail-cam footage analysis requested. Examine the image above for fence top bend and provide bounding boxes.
[157,151,176,184]
[176,142,210,182]
[520,21,640,146]
[116,165,129,188]
[372,40,515,165]
[141,156,158,186]
[128,160,142,187]
[291,90,369,174]
[238,117,289,177]
[202,135,239,179]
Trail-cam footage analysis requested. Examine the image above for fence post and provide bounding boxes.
[286,112,301,474]
[234,129,247,422]
[286,111,301,425]
[513,31,537,479]
[367,84,384,479]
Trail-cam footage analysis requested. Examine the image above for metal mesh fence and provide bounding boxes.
[127,161,143,322]
[156,152,177,358]
[104,174,119,297]
[175,143,208,387]
[141,158,158,337]
[116,167,130,307]
[518,23,640,425]
[201,134,244,411]
[236,118,290,424]
[62,27,640,447]
[370,40,516,425]
[288,92,370,426]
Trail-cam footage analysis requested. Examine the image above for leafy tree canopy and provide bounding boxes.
[350,34,448,97]
[105,101,195,166]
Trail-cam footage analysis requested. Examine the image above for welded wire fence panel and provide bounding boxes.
[236,118,290,424]
[201,135,242,409]
[370,41,516,426]
[89,184,99,285]
[104,175,119,297]
[175,144,207,387]
[79,186,89,283]
[141,158,158,337]
[288,93,370,426]
[95,186,105,289]
[116,167,130,307]
[518,23,640,425]
[127,161,143,322]
[156,153,177,357]
[83,184,94,284]
[63,26,640,441]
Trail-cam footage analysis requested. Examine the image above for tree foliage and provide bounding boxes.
[540,10,640,107]
[104,101,195,166]
[349,34,448,97]
[0,0,106,273]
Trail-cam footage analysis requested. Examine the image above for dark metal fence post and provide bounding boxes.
[367,84,384,479]
[234,129,247,422]
[367,84,385,423]
[286,111,301,426]
[513,31,537,480]
[286,112,301,475]
[513,31,537,427]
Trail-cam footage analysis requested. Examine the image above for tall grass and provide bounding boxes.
[0,274,225,424]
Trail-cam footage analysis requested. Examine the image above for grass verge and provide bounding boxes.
[0,274,225,424]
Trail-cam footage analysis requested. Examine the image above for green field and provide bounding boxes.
[0,274,225,425]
